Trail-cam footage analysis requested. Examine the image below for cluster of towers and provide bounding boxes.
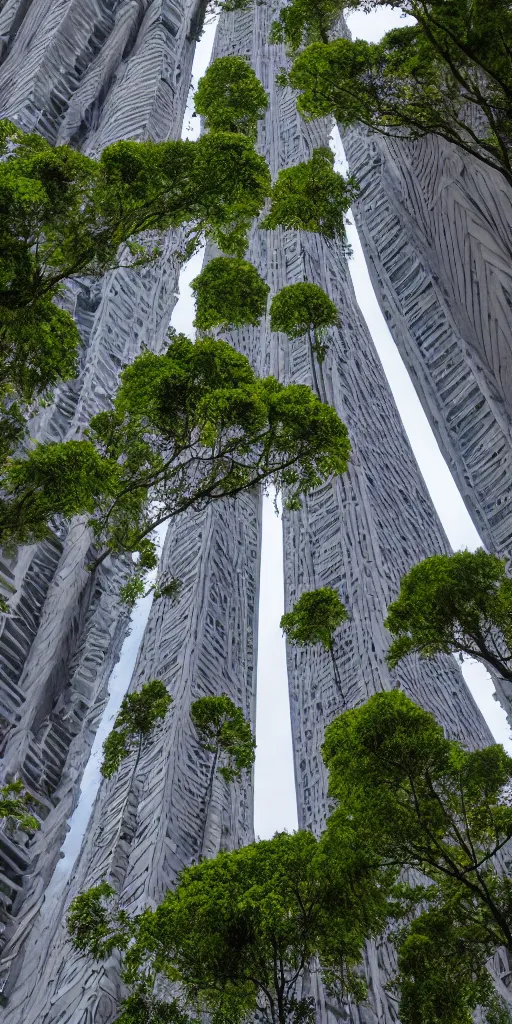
[0,0,511,1020]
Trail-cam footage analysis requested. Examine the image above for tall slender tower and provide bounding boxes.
[342,126,512,720]
[2,4,501,1023]
[343,129,512,559]
[0,0,202,987]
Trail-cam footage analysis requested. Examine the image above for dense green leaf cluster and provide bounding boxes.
[194,55,268,139]
[280,0,512,185]
[67,881,133,960]
[70,831,389,1024]
[0,119,272,465]
[280,586,347,652]
[261,147,357,243]
[270,281,338,362]
[101,680,172,778]
[191,256,269,330]
[0,779,39,832]
[0,334,350,598]
[190,694,255,782]
[323,690,512,1023]
[385,548,512,681]
[281,586,347,692]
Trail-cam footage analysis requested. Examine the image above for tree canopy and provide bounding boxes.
[190,694,255,782]
[261,147,357,242]
[101,680,173,779]
[270,281,338,362]
[322,689,512,1023]
[0,120,272,465]
[0,333,350,599]
[280,586,347,651]
[191,256,269,330]
[194,55,269,139]
[276,0,512,185]
[385,549,512,683]
[69,830,390,1024]
[280,586,347,692]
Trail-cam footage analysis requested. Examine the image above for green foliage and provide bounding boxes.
[101,680,172,779]
[114,989,197,1024]
[322,689,512,1021]
[269,0,341,53]
[285,0,512,185]
[67,881,133,960]
[92,831,389,1024]
[395,901,511,1024]
[261,147,357,242]
[270,282,338,361]
[154,575,183,603]
[0,121,271,464]
[280,586,347,652]
[385,549,512,680]
[191,257,269,330]
[0,334,350,585]
[194,56,268,139]
[0,779,39,832]
[190,694,255,782]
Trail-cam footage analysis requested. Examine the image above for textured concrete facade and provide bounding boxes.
[3,491,261,1020]
[0,0,201,985]
[343,127,512,722]
[343,129,512,560]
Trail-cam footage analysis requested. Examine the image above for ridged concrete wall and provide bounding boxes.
[0,0,201,986]
[3,490,261,1020]
[343,126,512,722]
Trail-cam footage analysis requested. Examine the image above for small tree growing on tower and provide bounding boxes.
[190,694,255,857]
[280,586,347,695]
[385,549,512,687]
[270,282,338,399]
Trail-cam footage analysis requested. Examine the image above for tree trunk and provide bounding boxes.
[329,643,344,698]
[106,730,143,878]
[199,746,219,859]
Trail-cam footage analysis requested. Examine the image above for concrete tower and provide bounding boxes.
[0,0,203,987]
[342,126,512,720]
[2,3,501,1023]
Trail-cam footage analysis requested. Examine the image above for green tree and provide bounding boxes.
[0,779,39,832]
[0,333,350,599]
[269,0,342,52]
[261,147,358,243]
[385,549,512,684]
[0,121,272,463]
[322,689,512,1023]
[280,586,347,693]
[101,679,172,779]
[190,694,255,856]
[69,830,390,1024]
[270,282,338,397]
[194,55,268,139]
[98,681,172,885]
[283,0,512,187]
[191,256,269,330]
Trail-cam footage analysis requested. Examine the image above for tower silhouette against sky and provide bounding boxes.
[0,1,509,1020]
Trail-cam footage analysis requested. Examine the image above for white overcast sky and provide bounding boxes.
[53,6,511,889]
